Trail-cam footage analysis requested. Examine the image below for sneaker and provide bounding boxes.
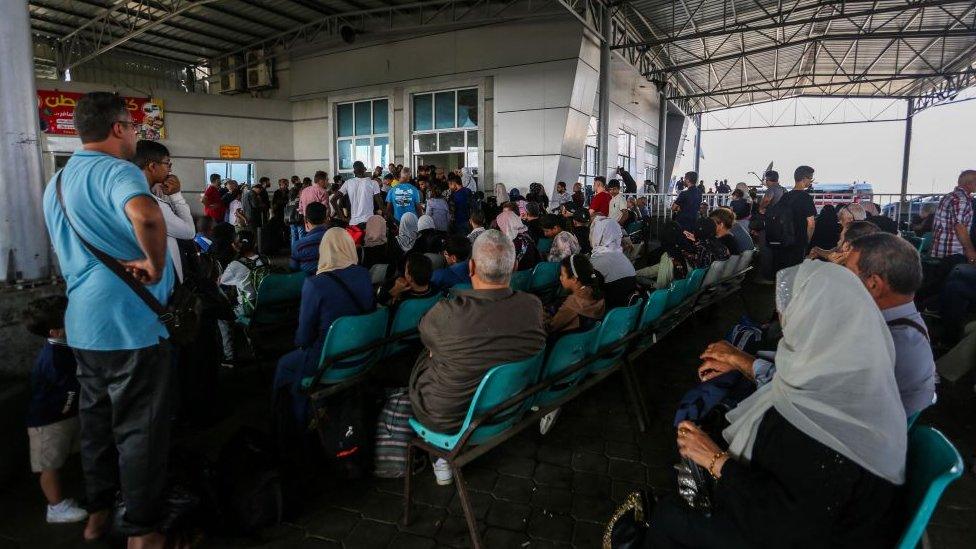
[432,458,453,486]
[539,408,561,435]
[47,499,88,523]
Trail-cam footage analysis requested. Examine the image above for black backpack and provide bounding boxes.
[217,428,284,536]
[764,194,796,248]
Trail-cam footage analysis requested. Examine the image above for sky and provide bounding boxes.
[676,91,976,198]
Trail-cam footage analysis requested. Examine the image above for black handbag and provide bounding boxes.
[55,171,201,345]
[603,489,652,549]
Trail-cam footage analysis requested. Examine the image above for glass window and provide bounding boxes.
[354,138,371,166]
[337,103,354,137]
[337,139,353,171]
[229,162,253,184]
[466,130,478,147]
[414,133,437,153]
[374,136,389,169]
[372,99,388,134]
[434,91,455,129]
[414,94,432,131]
[354,102,371,136]
[457,89,478,128]
[439,131,464,151]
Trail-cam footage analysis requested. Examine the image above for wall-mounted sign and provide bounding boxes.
[219,145,242,159]
[37,90,165,140]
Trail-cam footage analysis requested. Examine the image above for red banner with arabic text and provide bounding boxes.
[37,90,166,140]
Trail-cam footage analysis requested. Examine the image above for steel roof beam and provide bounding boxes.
[647,28,976,75]
[30,17,201,65]
[616,0,972,50]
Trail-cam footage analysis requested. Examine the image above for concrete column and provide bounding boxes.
[0,0,51,282]
[596,4,611,180]
[899,98,914,219]
[656,84,668,189]
[693,113,702,175]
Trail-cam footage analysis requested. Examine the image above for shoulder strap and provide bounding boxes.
[55,171,167,317]
[323,271,368,314]
[886,317,930,341]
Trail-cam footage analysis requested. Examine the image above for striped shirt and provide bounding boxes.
[931,186,973,258]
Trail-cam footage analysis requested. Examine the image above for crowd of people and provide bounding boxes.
[23,91,971,547]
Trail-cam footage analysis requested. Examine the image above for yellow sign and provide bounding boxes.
[219,145,241,159]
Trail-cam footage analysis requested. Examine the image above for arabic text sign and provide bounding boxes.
[37,90,166,140]
[219,145,242,159]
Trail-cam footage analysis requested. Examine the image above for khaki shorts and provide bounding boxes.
[28,417,80,473]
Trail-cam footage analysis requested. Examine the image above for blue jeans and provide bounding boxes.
[290,224,306,243]
[940,263,976,340]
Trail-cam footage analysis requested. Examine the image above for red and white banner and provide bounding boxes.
[37,90,166,140]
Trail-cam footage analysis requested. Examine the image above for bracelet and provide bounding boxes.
[707,451,729,479]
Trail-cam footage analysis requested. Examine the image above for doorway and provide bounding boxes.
[414,152,464,173]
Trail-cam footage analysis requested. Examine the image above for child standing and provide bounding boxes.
[23,295,87,523]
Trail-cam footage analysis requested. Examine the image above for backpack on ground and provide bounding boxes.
[217,427,284,536]
[763,196,796,248]
[310,387,376,481]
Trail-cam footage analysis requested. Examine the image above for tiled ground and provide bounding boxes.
[1,281,974,548]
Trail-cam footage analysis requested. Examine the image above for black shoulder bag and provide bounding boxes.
[55,171,201,345]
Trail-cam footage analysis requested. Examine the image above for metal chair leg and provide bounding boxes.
[621,363,648,433]
[451,464,482,549]
[402,441,415,525]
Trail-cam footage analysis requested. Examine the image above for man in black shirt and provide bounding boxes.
[771,165,818,273]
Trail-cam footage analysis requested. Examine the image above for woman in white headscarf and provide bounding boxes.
[647,260,905,548]
[415,214,446,255]
[588,217,636,308]
[496,210,540,271]
[493,182,508,206]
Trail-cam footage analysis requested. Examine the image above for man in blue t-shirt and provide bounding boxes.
[448,174,473,234]
[386,178,422,222]
[42,92,174,545]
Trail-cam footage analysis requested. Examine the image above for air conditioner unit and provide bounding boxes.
[216,54,244,94]
[245,49,275,91]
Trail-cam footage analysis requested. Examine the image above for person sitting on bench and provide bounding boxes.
[408,230,546,485]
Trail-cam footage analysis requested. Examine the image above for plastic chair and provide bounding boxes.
[895,426,964,549]
[587,300,642,373]
[666,279,689,309]
[245,271,308,326]
[533,326,600,408]
[510,270,533,292]
[720,255,740,279]
[701,260,726,288]
[449,282,473,294]
[536,237,553,256]
[736,250,755,273]
[530,261,561,291]
[917,233,933,257]
[686,267,707,294]
[408,350,545,450]
[384,295,441,357]
[639,288,669,330]
[305,308,390,387]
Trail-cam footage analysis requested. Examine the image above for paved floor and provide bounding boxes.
[1,281,973,548]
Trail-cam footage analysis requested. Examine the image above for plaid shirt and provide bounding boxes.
[931,186,974,258]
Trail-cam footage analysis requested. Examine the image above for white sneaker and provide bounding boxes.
[46,498,88,523]
[432,458,453,486]
[539,408,561,435]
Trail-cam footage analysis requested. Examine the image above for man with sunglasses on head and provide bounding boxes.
[42,92,173,549]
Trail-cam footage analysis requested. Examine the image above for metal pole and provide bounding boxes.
[693,113,702,175]
[657,84,668,190]
[596,4,611,180]
[0,0,51,282]
[899,98,914,224]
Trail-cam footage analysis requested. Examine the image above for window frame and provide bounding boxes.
[335,97,391,177]
[410,87,480,168]
[204,160,255,185]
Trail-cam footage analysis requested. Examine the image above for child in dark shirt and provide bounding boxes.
[23,295,87,524]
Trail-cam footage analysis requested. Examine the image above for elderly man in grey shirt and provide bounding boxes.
[699,233,936,418]
[409,229,546,485]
